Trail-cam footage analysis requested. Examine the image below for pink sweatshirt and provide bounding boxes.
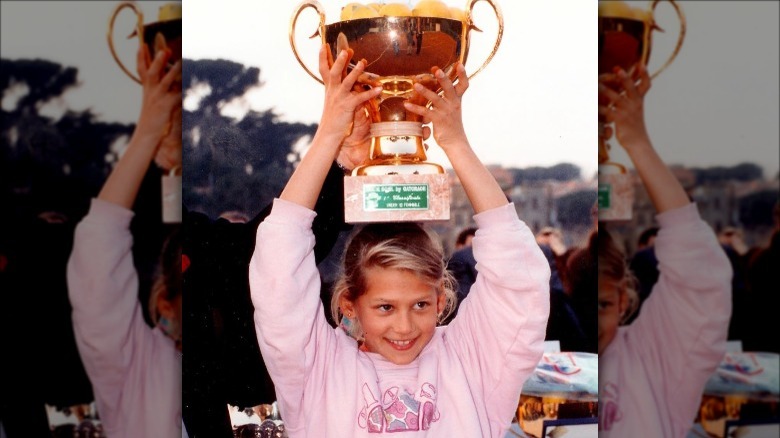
[599,203,732,437]
[67,198,182,438]
[250,199,550,437]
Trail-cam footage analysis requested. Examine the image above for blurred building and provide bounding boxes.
[440,166,596,256]
[607,168,778,256]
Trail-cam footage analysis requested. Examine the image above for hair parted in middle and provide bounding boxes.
[330,222,458,340]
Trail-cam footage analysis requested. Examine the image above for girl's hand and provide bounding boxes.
[598,62,651,151]
[404,63,469,151]
[155,105,182,172]
[337,106,372,171]
[135,44,182,150]
[316,44,382,148]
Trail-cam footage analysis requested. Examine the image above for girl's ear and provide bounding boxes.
[157,292,174,320]
[339,295,356,318]
[436,290,446,316]
[618,287,629,319]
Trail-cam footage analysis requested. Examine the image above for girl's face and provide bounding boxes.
[598,275,627,355]
[344,266,445,365]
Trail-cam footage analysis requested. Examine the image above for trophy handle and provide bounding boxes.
[289,0,326,85]
[465,0,504,80]
[108,1,144,84]
[649,0,686,79]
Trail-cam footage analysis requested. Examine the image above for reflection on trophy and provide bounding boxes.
[108,2,182,84]
[108,1,182,223]
[291,0,503,223]
[598,0,685,221]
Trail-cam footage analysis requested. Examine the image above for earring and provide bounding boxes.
[158,316,181,341]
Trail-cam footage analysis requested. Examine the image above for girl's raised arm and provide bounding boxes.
[598,63,689,213]
[403,64,508,214]
[280,45,381,209]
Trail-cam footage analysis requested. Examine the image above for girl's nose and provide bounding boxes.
[394,312,414,335]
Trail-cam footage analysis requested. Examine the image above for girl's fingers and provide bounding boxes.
[329,50,350,86]
[422,125,432,141]
[598,82,621,103]
[342,59,365,91]
[403,99,429,118]
[160,60,182,90]
[634,63,652,96]
[318,44,331,84]
[452,63,469,96]
[136,44,148,77]
[146,49,170,83]
[412,82,438,104]
[351,85,382,108]
[616,67,639,99]
[435,68,457,100]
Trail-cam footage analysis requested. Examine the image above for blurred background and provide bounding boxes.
[1,2,176,437]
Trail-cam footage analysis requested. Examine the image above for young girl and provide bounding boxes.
[597,63,732,436]
[248,45,551,437]
[67,43,184,438]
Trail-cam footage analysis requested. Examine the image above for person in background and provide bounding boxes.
[445,227,477,323]
[625,226,660,323]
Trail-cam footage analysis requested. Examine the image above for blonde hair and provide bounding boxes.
[597,228,639,324]
[330,222,458,339]
[148,226,182,325]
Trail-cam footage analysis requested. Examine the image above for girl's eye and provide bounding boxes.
[598,300,611,311]
[415,301,430,310]
[378,304,393,312]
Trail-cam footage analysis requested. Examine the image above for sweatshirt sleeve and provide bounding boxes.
[445,203,551,422]
[626,203,732,424]
[66,198,154,407]
[248,198,337,430]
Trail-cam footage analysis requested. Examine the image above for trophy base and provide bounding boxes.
[344,173,450,224]
[598,164,634,221]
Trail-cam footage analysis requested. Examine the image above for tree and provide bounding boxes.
[182,58,317,219]
[509,163,582,185]
[693,162,763,184]
[1,58,134,219]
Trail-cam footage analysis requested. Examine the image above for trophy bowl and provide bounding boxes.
[291,0,502,176]
[108,1,182,84]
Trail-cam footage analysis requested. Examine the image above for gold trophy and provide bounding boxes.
[108,1,182,84]
[290,0,503,223]
[598,0,685,221]
[108,1,182,224]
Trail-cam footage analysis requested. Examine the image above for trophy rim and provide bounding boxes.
[598,13,648,23]
[325,15,467,28]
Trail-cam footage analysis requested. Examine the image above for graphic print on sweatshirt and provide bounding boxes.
[599,382,622,431]
[357,382,440,433]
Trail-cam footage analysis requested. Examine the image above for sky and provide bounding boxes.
[3,1,778,180]
[1,1,173,123]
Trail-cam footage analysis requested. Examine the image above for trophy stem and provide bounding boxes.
[353,121,444,176]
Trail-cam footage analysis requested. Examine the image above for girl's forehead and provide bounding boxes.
[598,276,622,297]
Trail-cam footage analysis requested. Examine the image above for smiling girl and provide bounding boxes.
[248,44,550,437]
